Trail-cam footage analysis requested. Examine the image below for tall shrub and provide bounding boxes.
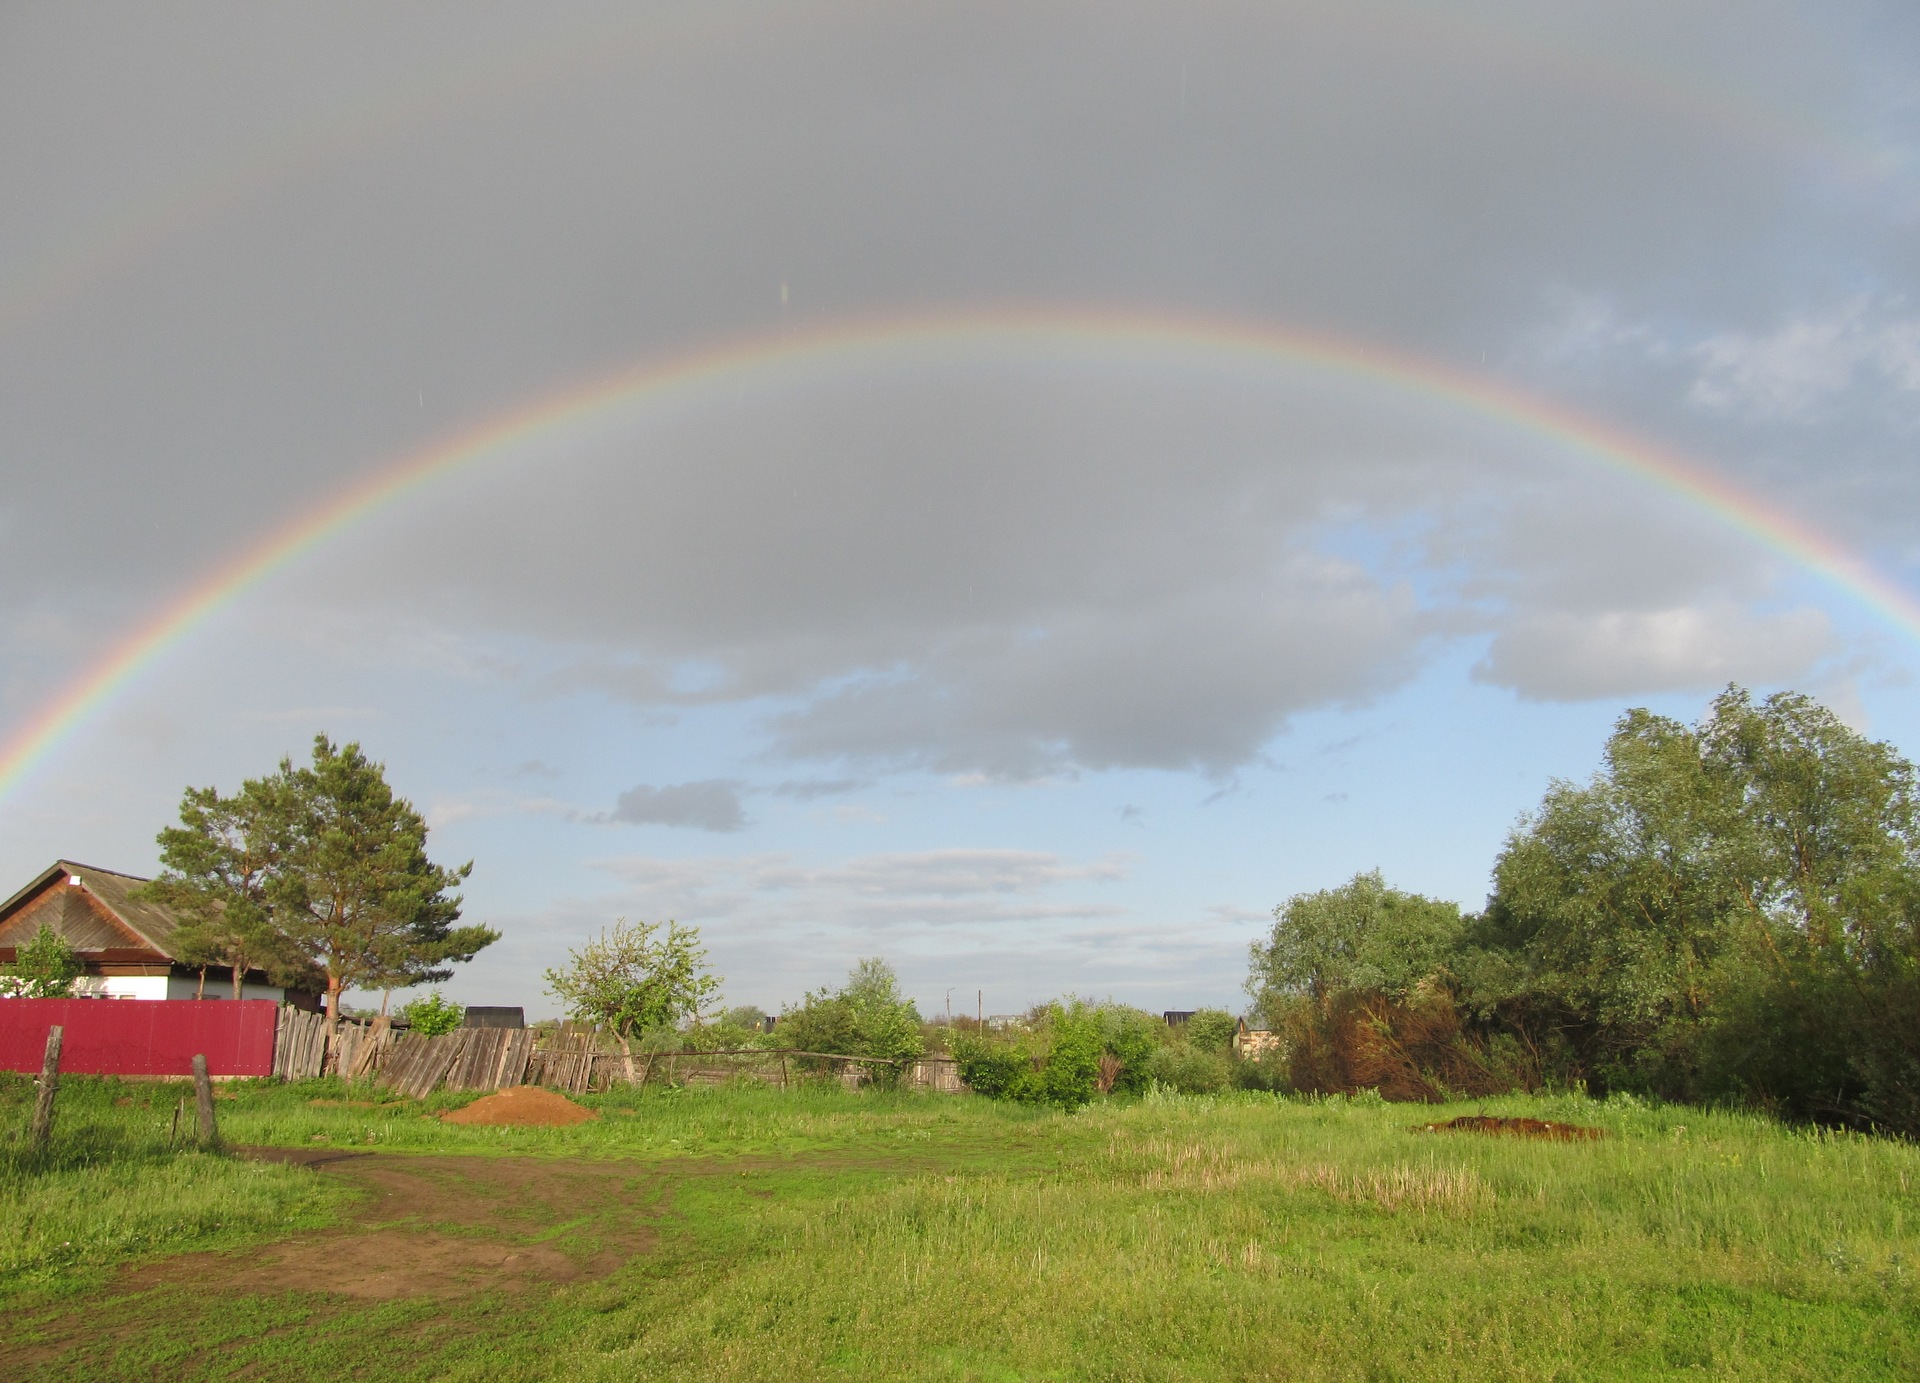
[952,1001,1166,1105]
[779,958,924,1082]
[1,925,82,998]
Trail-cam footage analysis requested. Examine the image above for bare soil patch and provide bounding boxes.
[1418,1115,1604,1141]
[441,1085,597,1126]
[121,1151,657,1300]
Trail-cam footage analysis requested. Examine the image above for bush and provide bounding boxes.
[1040,1004,1105,1108]
[1231,1052,1290,1092]
[1092,1004,1165,1095]
[951,1032,1041,1101]
[780,958,924,1084]
[400,991,464,1036]
[1146,1044,1231,1094]
[1185,1009,1238,1053]
[953,1000,1192,1106]
[685,1017,771,1051]
[1278,986,1542,1102]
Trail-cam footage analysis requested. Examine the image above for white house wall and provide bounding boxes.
[69,973,284,1002]
[163,974,284,1002]
[72,974,169,1000]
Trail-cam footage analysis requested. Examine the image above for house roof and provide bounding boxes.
[0,860,184,958]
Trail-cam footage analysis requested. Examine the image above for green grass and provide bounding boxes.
[0,1076,349,1280]
[3,1075,1918,1380]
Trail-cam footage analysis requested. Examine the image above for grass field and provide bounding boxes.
[2,1074,1917,1380]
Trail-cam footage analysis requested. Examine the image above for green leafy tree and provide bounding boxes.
[400,991,465,1036]
[1475,687,1920,1121]
[1,924,82,998]
[1250,871,1466,1013]
[544,918,722,1077]
[144,778,318,1000]
[1469,702,1752,1089]
[266,736,495,1041]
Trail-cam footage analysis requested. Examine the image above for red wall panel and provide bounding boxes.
[0,999,277,1076]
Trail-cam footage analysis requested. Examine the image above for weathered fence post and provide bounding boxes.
[29,1025,63,1153]
[192,1053,219,1148]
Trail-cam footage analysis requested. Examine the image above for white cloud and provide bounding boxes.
[826,803,888,825]
[1516,289,1672,368]
[471,845,1256,1014]
[772,777,867,800]
[589,848,1128,931]
[1689,300,1920,419]
[1474,602,1835,701]
[425,790,572,830]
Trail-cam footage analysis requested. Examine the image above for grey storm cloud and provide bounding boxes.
[1,0,1914,780]
[609,780,746,833]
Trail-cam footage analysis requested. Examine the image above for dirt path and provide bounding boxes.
[124,1150,665,1300]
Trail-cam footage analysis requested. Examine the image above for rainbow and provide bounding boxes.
[2,304,1916,805]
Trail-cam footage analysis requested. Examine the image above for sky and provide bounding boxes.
[4,0,1920,1020]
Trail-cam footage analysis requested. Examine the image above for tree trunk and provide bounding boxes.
[323,976,342,1067]
[231,960,244,1002]
[617,1032,637,1085]
[195,967,207,1000]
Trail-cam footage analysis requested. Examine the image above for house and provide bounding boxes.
[1234,1017,1281,1060]
[0,860,319,1006]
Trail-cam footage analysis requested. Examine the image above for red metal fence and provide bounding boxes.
[0,999,278,1076]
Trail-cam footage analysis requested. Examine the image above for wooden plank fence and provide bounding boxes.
[532,1027,603,1095]
[268,1005,969,1098]
[273,1006,330,1080]
[446,1027,538,1092]
[333,1018,391,1081]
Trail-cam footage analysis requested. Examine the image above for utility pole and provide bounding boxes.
[977,989,982,1025]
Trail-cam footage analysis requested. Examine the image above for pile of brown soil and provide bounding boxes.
[441,1085,598,1126]
[1419,1115,1604,1141]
